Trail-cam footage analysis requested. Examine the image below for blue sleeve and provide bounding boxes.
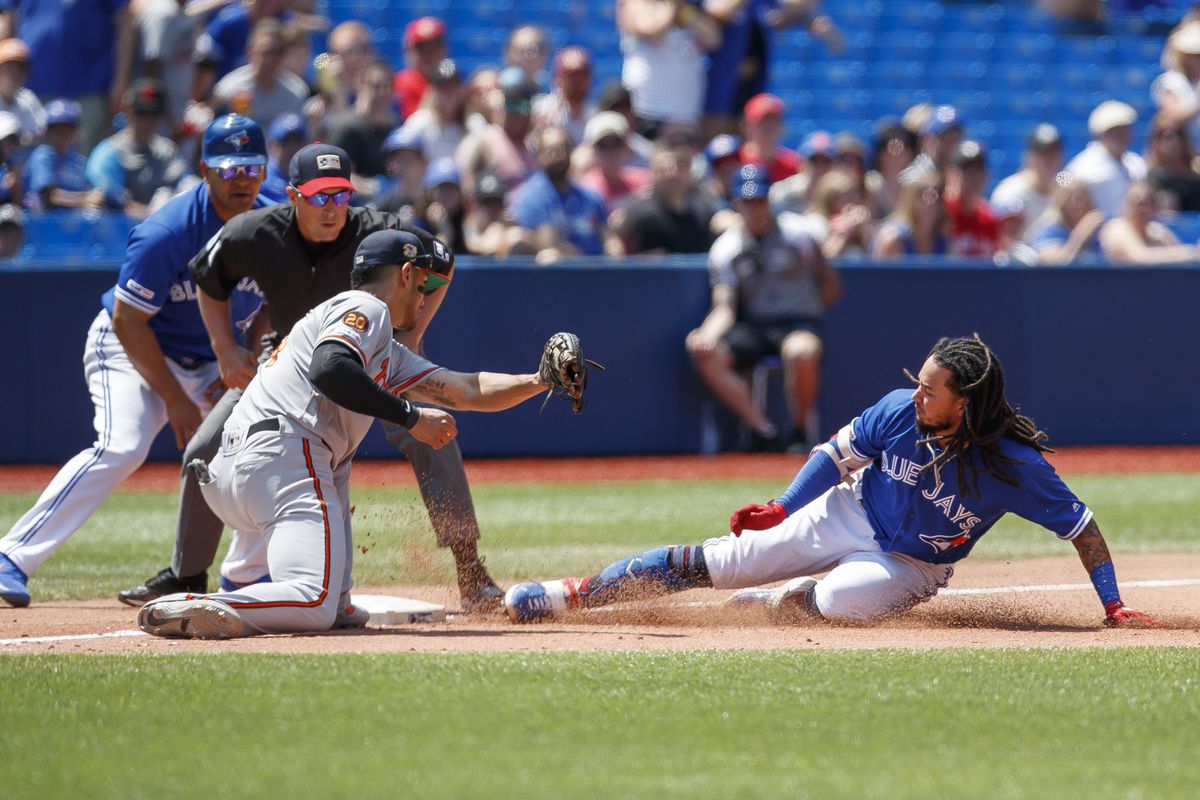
[1003,452,1094,540]
[850,389,914,461]
[512,185,550,230]
[112,222,183,315]
[86,141,125,201]
[776,450,843,515]
[25,148,54,194]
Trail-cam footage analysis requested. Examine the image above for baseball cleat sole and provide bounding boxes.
[138,598,244,639]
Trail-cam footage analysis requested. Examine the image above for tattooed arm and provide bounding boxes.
[1070,520,1113,572]
[406,370,548,412]
[1071,519,1160,627]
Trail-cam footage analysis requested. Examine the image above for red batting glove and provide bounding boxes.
[730,500,787,536]
[1104,601,1161,628]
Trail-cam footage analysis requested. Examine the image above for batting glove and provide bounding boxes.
[730,500,787,536]
[1103,601,1161,628]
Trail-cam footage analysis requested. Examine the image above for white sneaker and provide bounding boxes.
[725,576,819,622]
[503,578,582,623]
[138,597,244,639]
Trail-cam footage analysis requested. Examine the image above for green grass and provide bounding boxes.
[3,648,1198,799]
[3,473,1198,601]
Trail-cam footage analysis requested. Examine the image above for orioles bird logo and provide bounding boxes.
[224,131,250,151]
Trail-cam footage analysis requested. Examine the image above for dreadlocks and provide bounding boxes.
[907,334,1051,497]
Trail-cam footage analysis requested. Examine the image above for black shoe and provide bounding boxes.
[116,567,208,607]
[457,558,505,613]
[748,431,783,453]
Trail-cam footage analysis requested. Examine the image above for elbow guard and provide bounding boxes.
[814,424,871,479]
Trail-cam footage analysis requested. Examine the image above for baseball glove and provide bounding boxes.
[539,332,603,414]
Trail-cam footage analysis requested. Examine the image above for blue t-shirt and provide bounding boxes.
[25,144,90,198]
[1028,220,1104,261]
[205,3,251,78]
[847,389,1092,564]
[101,182,267,366]
[511,171,608,256]
[0,0,128,97]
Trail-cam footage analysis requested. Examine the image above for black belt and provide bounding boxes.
[247,418,281,437]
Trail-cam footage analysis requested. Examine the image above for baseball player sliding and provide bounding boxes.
[137,230,595,638]
[504,334,1160,629]
[0,115,269,608]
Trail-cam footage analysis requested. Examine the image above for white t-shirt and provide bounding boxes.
[1151,69,1200,151]
[990,172,1050,240]
[213,66,309,129]
[228,290,443,465]
[0,88,44,143]
[1064,141,1147,219]
[620,26,704,124]
[397,108,464,162]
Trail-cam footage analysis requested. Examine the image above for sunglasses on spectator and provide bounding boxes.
[294,188,353,207]
[215,164,264,180]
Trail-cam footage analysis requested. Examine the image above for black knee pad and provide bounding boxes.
[667,545,712,588]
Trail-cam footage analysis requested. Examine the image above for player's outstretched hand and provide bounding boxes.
[730,500,787,536]
[409,407,458,450]
[216,343,259,390]
[1104,601,1161,628]
[166,397,203,449]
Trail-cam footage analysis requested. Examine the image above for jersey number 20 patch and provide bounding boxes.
[342,311,370,332]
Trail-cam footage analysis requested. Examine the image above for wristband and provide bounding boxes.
[400,399,421,429]
[1088,562,1121,608]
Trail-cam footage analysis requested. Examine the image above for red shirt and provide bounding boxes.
[393,68,429,119]
[738,144,801,183]
[945,194,999,258]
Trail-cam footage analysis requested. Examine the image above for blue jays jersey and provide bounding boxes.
[849,389,1092,564]
[101,182,268,366]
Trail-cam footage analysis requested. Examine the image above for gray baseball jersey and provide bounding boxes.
[227,289,444,464]
[707,211,824,322]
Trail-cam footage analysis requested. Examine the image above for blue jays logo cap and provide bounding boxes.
[704,134,742,165]
[731,163,771,200]
[202,114,267,169]
[289,142,355,195]
[353,230,453,291]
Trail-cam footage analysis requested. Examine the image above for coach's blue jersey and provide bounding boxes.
[849,389,1092,564]
[101,182,268,366]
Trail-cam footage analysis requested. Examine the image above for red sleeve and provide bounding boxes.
[393,69,429,119]
[770,148,801,182]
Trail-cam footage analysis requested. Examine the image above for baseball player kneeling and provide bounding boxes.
[504,334,1160,629]
[138,230,588,638]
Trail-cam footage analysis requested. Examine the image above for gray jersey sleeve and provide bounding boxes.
[381,340,445,396]
[313,292,394,372]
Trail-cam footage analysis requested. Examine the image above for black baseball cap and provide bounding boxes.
[289,143,355,195]
[352,230,452,292]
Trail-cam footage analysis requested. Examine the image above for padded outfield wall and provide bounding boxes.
[1,257,1196,462]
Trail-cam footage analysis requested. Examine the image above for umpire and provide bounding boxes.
[118,143,504,612]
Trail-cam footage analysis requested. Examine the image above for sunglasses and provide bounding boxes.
[415,261,451,294]
[295,189,352,207]
[215,164,264,180]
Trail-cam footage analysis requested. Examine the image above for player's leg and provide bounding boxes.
[688,321,777,442]
[1,313,167,591]
[383,420,502,610]
[330,459,368,627]
[807,552,954,625]
[218,529,271,589]
[776,325,822,453]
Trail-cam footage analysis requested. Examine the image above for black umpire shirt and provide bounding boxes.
[188,203,445,335]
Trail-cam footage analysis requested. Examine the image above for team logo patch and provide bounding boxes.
[342,310,369,332]
[316,154,342,171]
[224,131,250,151]
[355,254,364,265]
[432,240,448,261]
[126,279,155,300]
[918,532,972,554]
[402,242,418,260]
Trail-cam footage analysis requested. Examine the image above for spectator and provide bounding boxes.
[685,163,839,454]
[618,0,720,136]
[578,111,650,226]
[374,126,425,220]
[259,112,306,203]
[1145,112,1200,212]
[503,24,550,91]
[136,0,197,122]
[463,172,531,257]
[328,58,400,185]
[1100,180,1200,264]
[318,20,374,116]
[212,18,308,125]
[0,0,134,152]
[511,126,618,262]
[398,58,466,163]
[572,81,654,174]
[24,99,102,211]
[86,79,185,220]
[464,66,503,133]
[869,121,917,218]
[900,104,964,183]
[417,156,466,254]
[811,169,872,258]
[770,129,832,213]
[0,110,21,206]
[990,123,1063,240]
[870,172,948,258]
[1151,20,1200,152]
[992,199,1039,266]
[1064,100,1147,219]
[456,81,538,195]
[281,19,315,94]
[0,201,22,257]
[393,16,446,119]
[739,93,800,182]
[944,140,999,259]
[202,0,285,79]
[625,142,715,254]
[533,46,596,146]
[833,132,881,219]
[171,34,222,167]
[701,133,743,234]
[0,38,40,144]
[1026,172,1106,265]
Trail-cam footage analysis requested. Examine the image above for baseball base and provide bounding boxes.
[353,594,448,626]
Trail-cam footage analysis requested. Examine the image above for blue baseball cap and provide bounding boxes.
[799,130,834,159]
[202,114,267,169]
[704,134,742,165]
[422,157,460,188]
[382,125,422,154]
[352,230,452,292]
[731,163,771,200]
[267,112,305,143]
[44,98,82,127]
[922,105,964,136]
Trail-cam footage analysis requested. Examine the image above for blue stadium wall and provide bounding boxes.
[2,257,1197,463]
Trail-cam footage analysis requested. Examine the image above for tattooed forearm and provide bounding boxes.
[1071,520,1113,571]
[408,376,460,408]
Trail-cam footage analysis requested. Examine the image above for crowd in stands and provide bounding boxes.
[0,0,1197,265]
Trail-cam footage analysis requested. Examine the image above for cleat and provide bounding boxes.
[117,567,208,607]
[0,554,30,608]
[503,578,582,623]
[333,602,370,629]
[725,576,820,623]
[457,557,505,613]
[138,597,243,639]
